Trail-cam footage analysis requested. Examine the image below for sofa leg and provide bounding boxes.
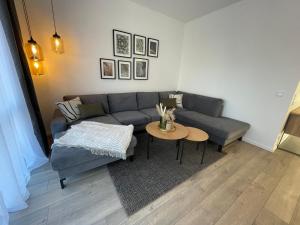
[238,137,243,141]
[218,145,223,152]
[129,155,135,162]
[60,178,66,189]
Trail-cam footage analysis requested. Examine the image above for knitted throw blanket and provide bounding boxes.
[52,121,134,160]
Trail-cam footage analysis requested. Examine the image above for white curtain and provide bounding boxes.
[0,18,48,219]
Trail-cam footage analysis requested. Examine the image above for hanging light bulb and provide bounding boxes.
[30,60,44,76]
[22,0,44,61]
[25,37,43,60]
[50,0,64,54]
[51,32,64,54]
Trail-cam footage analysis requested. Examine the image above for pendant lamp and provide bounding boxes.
[22,0,43,61]
[50,0,64,54]
[31,60,44,76]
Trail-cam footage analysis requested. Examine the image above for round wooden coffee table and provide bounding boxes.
[145,121,188,160]
[180,127,209,165]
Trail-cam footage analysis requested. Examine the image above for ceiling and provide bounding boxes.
[129,0,242,22]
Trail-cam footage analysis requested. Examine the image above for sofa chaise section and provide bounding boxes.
[175,92,250,151]
[51,131,136,189]
[50,94,136,188]
[176,110,250,148]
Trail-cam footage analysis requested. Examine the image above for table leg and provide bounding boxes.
[180,141,185,164]
[147,134,151,160]
[176,140,180,160]
[196,142,200,151]
[201,141,207,164]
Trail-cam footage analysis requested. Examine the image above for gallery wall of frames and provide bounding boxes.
[100,29,159,80]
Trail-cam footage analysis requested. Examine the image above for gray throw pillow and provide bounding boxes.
[78,104,105,119]
[161,98,177,109]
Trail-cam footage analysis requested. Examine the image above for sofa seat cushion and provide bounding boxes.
[51,134,137,170]
[112,111,150,126]
[176,110,250,140]
[140,108,160,121]
[86,114,120,125]
[70,114,121,126]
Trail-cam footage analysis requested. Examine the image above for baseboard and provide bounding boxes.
[243,137,274,152]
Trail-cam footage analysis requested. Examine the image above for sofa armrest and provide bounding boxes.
[51,109,67,137]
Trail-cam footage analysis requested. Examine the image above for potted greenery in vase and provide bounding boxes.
[156,103,176,132]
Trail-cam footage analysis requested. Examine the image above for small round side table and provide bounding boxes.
[180,127,209,165]
[145,121,188,160]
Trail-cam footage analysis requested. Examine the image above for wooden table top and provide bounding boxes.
[185,127,209,142]
[146,121,188,140]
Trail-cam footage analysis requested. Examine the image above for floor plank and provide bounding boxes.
[254,208,288,225]
[290,198,300,225]
[264,156,300,224]
[214,150,292,225]
[173,148,269,225]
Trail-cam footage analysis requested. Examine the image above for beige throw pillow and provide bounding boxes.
[169,94,183,108]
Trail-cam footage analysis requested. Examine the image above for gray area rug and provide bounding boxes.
[107,132,224,215]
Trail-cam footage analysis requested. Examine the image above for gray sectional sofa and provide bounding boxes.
[50,91,250,188]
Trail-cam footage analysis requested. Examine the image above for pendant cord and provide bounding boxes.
[21,0,32,38]
[50,0,57,33]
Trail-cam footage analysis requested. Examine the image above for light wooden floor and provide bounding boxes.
[279,134,300,156]
[9,141,300,225]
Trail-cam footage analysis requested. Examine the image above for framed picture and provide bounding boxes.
[118,60,131,80]
[100,58,116,79]
[147,38,159,57]
[133,58,149,80]
[113,29,132,58]
[133,34,146,56]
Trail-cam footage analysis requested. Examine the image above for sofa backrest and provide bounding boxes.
[63,91,223,117]
[137,92,159,109]
[180,92,224,117]
[63,94,110,114]
[108,92,138,113]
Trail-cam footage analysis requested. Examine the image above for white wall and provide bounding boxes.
[178,0,300,151]
[15,0,184,132]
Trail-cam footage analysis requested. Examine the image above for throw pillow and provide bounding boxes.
[169,94,183,108]
[78,104,106,119]
[161,98,177,109]
[56,97,82,123]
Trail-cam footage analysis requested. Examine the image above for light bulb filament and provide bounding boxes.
[55,39,60,47]
[33,61,39,69]
[31,45,37,55]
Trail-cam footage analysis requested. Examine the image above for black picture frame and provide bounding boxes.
[133,34,146,56]
[113,29,132,58]
[133,57,149,80]
[100,58,116,79]
[147,38,159,58]
[118,60,131,80]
